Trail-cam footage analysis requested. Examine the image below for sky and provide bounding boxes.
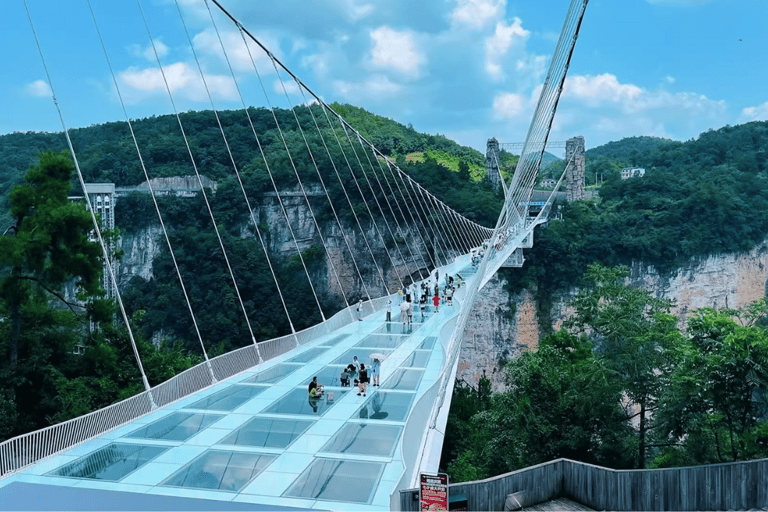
[1,0,766,153]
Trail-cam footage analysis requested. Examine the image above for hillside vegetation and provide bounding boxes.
[510,121,768,302]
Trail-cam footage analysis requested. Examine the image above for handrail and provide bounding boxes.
[0,294,383,478]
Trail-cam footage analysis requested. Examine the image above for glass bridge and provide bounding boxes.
[0,258,480,511]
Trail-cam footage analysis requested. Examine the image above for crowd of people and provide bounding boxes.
[309,251,486,407]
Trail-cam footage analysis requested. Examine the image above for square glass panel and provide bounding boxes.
[381,369,424,391]
[401,351,431,368]
[285,347,328,364]
[320,423,403,457]
[264,388,348,416]
[283,458,385,504]
[50,443,167,481]
[161,450,275,492]
[218,417,314,448]
[185,385,267,411]
[318,333,350,347]
[418,336,437,350]
[125,412,223,441]
[354,335,404,349]
[303,366,346,387]
[242,364,302,385]
[372,324,411,336]
[331,349,392,366]
[355,391,415,422]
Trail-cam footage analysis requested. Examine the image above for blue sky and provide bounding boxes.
[2,0,766,152]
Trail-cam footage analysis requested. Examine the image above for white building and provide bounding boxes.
[621,167,646,179]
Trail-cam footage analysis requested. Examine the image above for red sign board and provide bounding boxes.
[420,473,449,511]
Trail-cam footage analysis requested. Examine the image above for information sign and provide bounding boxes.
[420,472,449,511]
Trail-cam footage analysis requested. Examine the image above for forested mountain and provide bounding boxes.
[509,120,768,299]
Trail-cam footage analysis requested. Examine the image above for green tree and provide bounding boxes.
[654,302,768,466]
[0,151,104,368]
[0,151,107,437]
[565,263,681,468]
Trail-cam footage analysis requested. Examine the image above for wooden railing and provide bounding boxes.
[399,458,768,511]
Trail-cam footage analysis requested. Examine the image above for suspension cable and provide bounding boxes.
[86,0,218,377]
[23,0,156,407]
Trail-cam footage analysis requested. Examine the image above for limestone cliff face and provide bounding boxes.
[458,240,768,391]
[116,189,433,305]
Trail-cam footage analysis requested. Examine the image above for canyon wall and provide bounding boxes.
[458,240,768,391]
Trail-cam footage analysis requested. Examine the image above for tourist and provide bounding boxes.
[433,293,440,313]
[400,298,409,324]
[340,367,351,387]
[308,376,324,398]
[356,299,363,321]
[406,297,413,325]
[357,363,368,396]
[371,358,381,386]
[386,299,392,322]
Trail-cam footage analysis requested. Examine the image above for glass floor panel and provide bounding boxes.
[401,350,431,368]
[331,349,392,366]
[303,365,346,388]
[355,391,415,422]
[418,336,437,350]
[283,458,385,504]
[125,412,224,441]
[49,443,168,481]
[184,385,268,411]
[318,333,350,347]
[263,388,348,416]
[380,369,424,391]
[372,324,412,336]
[242,364,302,385]
[218,417,314,449]
[284,347,328,364]
[320,423,403,457]
[161,450,276,492]
[354,334,405,349]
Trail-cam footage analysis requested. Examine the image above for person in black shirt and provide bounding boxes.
[357,364,368,396]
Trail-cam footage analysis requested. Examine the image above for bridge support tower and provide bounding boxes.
[565,136,585,202]
[486,137,501,190]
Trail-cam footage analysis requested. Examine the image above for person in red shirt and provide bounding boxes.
[432,293,440,313]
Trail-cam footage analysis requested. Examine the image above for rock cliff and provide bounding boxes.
[458,240,768,391]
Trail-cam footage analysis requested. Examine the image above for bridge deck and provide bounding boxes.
[0,258,477,511]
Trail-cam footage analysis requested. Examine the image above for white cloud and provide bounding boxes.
[129,41,170,61]
[333,75,401,101]
[119,62,237,102]
[740,102,768,122]
[272,78,301,97]
[451,0,506,30]
[369,26,422,77]
[25,79,51,98]
[665,75,676,84]
[485,18,529,80]
[492,92,527,119]
[193,29,280,75]
[563,74,643,106]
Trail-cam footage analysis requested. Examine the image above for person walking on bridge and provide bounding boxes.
[433,293,440,313]
[400,298,409,325]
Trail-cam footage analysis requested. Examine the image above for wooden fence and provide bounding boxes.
[399,458,768,511]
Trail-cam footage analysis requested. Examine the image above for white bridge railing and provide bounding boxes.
[0,297,389,478]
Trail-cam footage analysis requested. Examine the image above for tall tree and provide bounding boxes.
[565,263,680,468]
[654,303,768,466]
[0,151,103,375]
